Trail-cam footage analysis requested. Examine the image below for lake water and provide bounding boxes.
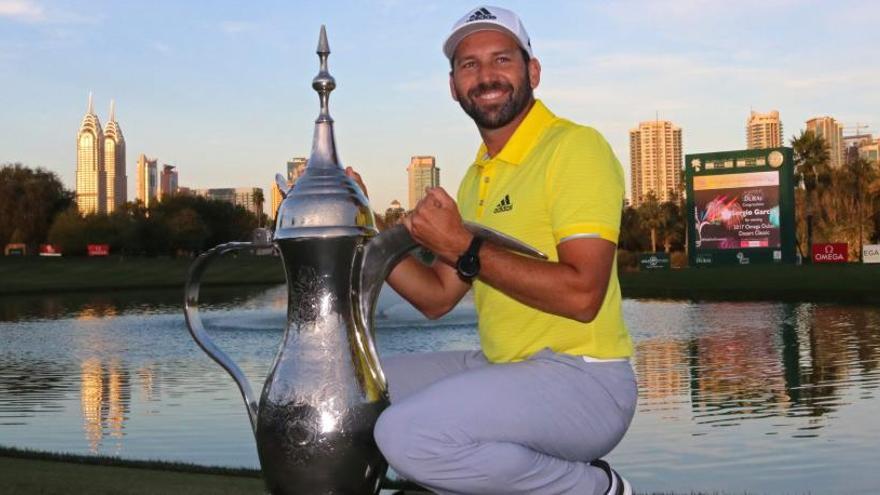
[1,285,878,494]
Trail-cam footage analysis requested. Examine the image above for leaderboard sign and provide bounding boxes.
[686,148,797,266]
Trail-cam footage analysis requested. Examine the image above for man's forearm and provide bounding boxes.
[475,240,614,323]
[387,256,469,320]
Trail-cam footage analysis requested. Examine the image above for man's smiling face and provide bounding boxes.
[449,30,539,130]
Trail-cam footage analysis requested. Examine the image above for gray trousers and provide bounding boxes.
[374,348,638,495]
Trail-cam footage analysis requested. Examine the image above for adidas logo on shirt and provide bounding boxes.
[467,7,496,22]
[493,194,513,214]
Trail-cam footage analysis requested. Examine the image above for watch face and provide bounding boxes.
[457,254,480,279]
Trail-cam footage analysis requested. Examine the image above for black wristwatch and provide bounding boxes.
[456,236,484,283]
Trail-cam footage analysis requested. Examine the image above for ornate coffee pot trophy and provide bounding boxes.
[184,26,546,495]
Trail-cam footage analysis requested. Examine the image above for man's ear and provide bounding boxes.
[449,73,459,102]
[528,58,541,90]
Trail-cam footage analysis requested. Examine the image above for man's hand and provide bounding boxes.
[346,167,391,231]
[404,187,472,265]
[345,167,368,198]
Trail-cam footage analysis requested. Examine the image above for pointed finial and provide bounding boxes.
[312,25,335,123]
[317,24,329,56]
[109,99,116,121]
[88,91,93,114]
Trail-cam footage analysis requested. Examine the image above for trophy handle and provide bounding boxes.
[359,225,419,389]
[184,241,261,432]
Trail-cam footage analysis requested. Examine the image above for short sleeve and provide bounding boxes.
[545,126,624,245]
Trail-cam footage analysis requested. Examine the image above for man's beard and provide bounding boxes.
[456,72,532,130]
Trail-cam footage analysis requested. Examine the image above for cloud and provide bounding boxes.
[0,0,44,22]
[597,0,801,25]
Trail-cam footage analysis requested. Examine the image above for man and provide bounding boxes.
[349,6,636,494]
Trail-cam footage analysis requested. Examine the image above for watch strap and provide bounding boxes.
[456,235,484,282]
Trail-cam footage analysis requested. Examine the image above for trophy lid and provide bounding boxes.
[273,26,377,241]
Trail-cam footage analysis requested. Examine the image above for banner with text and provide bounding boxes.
[812,243,848,263]
[863,244,880,264]
[693,171,780,250]
[639,253,671,270]
[39,244,62,256]
[87,244,110,257]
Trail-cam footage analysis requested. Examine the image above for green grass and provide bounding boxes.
[0,447,783,495]
[0,447,264,494]
[0,254,285,295]
[3,254,878,304]
[620,263,880,303]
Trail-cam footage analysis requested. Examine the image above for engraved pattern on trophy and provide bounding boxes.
[183,24,548,495]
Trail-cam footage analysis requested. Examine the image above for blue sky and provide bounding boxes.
[1,0,878,210]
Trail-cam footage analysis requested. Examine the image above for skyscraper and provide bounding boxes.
[858,139,880,165]
[160,165,178,199]
[76,93,105,214]
[805,116,844,169]
[103,100,127,213]
[136,154,158,207]
[287,157,308,184]
[747,110,783,149]
[629,120,682,207]
[407,156,440,209]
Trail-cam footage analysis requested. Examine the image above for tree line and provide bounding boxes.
[5,140,880,260]
[791,131,880,260]
[1,163,258,256]
[615,131,880,263]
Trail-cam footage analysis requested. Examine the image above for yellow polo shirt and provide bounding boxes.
[457,100,632,362]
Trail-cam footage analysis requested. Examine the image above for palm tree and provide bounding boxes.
[637,191,664,253]
[252,188,265,228]
[791,130,831,260]
[660,200,685,252]
[844,157,878,261]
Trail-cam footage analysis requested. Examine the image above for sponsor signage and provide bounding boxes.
[4,243,26,256]
[863,244,880,264]
[812,243,848,263]
[639,252,670,270]
[686,148,797,266]
[87,244,110,257]
[695,253,713,265]
[39,244,62,256]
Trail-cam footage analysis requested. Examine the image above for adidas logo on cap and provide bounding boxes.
[493,194,513,214]
[443,5,534,60]
[466,7,497,22]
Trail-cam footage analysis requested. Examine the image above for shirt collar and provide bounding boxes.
[473,99,556,167]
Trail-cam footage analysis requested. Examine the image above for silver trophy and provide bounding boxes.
[183,26,546,495]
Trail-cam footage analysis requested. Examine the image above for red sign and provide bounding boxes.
[87,244,110,256]
[812,243,848,263]
[39,244,62,256]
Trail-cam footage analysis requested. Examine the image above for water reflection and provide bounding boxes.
[1,288,879,493]
[80,359,130,454]
[0,285,280,323]
[631,302,880,436]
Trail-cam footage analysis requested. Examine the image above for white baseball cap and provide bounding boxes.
[442,6,533,61]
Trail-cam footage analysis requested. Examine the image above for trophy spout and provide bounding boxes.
[359,222,548,328]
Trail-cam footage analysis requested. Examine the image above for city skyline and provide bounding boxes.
[2,0,878,210]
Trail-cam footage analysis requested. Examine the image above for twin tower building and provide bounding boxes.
[76,93,126,215]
